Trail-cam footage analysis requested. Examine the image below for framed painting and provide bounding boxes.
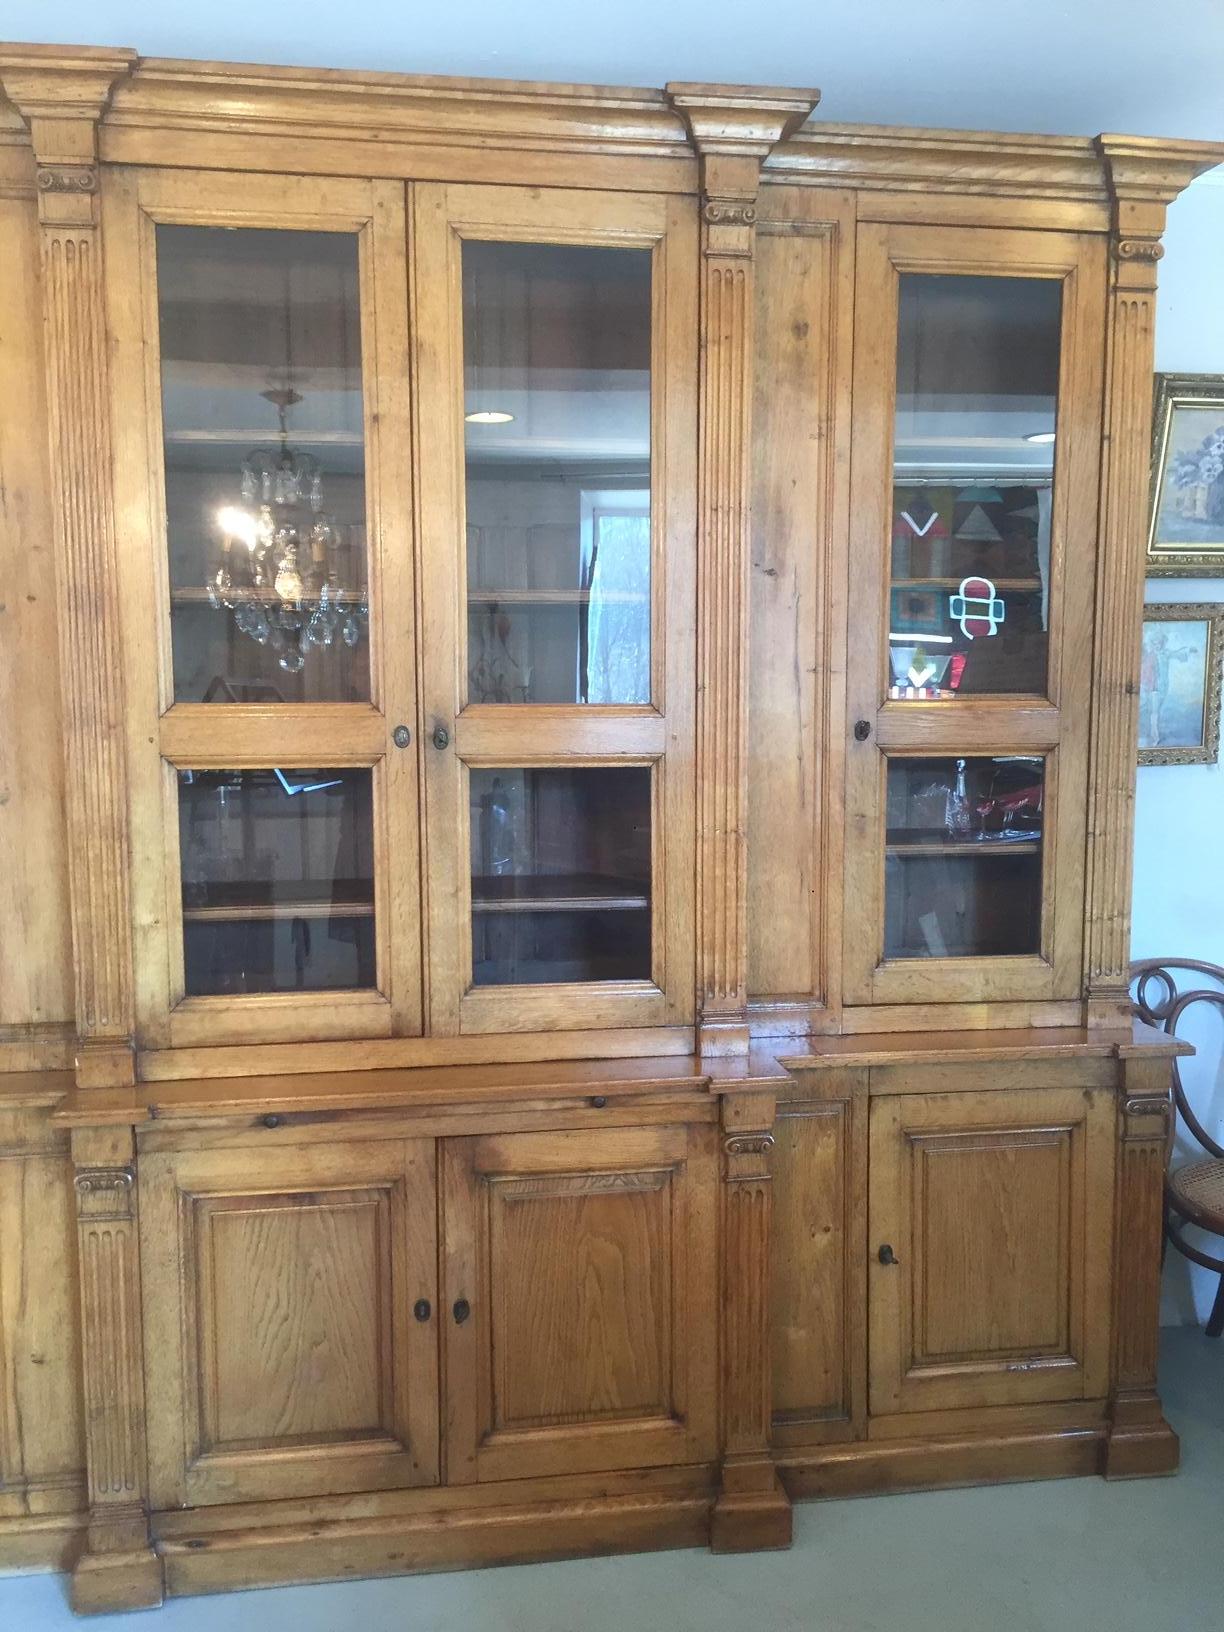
[1138,603,1223,765]
[1148,374,1224,577]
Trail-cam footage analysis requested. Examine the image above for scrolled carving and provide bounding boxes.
[704,200,757,227]
[1116,238,1164,262]
[36,164,98,194]
[724,1132,776,1157]
[74,1168,134,1197]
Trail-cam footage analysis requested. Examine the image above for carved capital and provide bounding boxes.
[75,1167,136,1219]
[36,163,99,194]
[1121,1093,1171,1143]
[1115,237,1164,262]
[724,1132,776,1158]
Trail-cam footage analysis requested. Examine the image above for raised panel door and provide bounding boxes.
[868,1087,1113,1414]
[442,1124,716,1480]
[140,1138,438,1507]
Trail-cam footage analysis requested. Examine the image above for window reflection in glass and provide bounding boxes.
[889,275,1061,701]
[462,240,652,705]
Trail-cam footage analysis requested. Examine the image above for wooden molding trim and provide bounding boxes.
[1077,148,1224,1016]
[669,91,815,1052]
[1,44,138,1085]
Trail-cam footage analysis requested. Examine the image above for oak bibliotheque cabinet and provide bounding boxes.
[0,41,1217,1615]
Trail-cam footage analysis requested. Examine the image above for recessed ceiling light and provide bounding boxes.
[1024,430,1056,444]
[465,409,515,425]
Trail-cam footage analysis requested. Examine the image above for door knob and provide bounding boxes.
[877,1243,900,1266]
[453,1297,471,1325]
[433,725,451,751]
[413,1298,431,1322]
[854,719,872,742]
[392,724,412,749]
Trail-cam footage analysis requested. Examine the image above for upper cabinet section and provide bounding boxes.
[843,224,1107,1007]
[462,241,653,707]
[157,225,371,703]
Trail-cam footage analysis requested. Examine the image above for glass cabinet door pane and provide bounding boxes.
[463,242,651,705]
[178,768,375,995]
[469,767,651,984]
[889,275,1061,700]
[884,756,1043,958]
[157,226,369,703]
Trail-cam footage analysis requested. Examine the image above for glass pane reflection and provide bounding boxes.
[157,226,369,703]
[889,275,1061,701]
[178,768,375,995]
[469,766,651,984]
[463,240,652,705]
[884,756,1043,959]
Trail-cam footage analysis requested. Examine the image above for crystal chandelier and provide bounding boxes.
[208,387,367,674]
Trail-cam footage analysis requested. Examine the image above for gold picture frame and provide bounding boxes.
[1148,374,1224,577]
[1138,603,1224,765]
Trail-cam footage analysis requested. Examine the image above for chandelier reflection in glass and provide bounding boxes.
[208,387,367,675]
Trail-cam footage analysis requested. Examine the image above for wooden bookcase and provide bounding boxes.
[0,39,1218,1614]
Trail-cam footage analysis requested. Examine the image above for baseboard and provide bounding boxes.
[777,1425,1106,1499]
[159,1489,711,1598]
[0,1510,87,1574]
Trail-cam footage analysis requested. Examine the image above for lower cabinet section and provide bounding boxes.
[442,1124,718,1480]
[140,1139,440,1507]
[138,1119,719,1511]
[867,1088,1113,1414]
[772,1078,1117,1442]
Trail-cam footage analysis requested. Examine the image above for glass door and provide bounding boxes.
[414,184,696,1037]
[843,224,1106,1006]
[108,169,420,1048]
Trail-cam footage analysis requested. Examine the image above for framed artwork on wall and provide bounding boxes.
[1148,374,1224,577]
[1138,603,1223,765]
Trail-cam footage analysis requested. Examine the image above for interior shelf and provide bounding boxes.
[468,588,648,606]
[891,577,1043,591]
[471,873,649,914]
[885,837,1041,857]
[171,585,367,606]
[182,885,375,923]
[164,428,364,446]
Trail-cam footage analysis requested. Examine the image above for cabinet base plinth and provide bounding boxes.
[70,1546,164,1615]
[157,1491,708,1600]
[1103,1390,1180,1479]
[709,1489,793,1552]
[710,1463,792,1552]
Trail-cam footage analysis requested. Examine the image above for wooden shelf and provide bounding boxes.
[891,577,1043,591]
[182,893,374,923]
[471,874,649,914]
[164,428,364,447]
[886,837,1041,858]
[468,589,648,606]
[171,586,367,606]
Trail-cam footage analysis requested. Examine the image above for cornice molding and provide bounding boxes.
[666,82,820,158]
[0,42,135,121]
[1098,133,1224,205]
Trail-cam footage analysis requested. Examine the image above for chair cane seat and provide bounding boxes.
[1168,1158,1224,1234]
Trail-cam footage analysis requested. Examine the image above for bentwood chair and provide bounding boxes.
[1132,958,1224,1338]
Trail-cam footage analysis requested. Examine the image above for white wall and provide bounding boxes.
[1141,175,1224,1324]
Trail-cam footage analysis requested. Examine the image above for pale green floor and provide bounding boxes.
[3,1328,1220,1632]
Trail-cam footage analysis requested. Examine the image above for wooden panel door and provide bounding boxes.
[442,1124,716,1480]
[868,1087,1113,1414]
[842,223,1107,1007]
[771,1075,867,1444]
[140,1138,438,1507]
[413,181,697,1040]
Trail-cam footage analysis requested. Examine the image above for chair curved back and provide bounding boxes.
[1131,958,1224,1163]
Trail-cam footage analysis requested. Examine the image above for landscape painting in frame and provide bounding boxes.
[1149,374,1224,576]
[1138,603,1223,765]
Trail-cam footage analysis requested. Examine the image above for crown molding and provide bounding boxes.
[666,83,820,158]
[1098,133,1224,204]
